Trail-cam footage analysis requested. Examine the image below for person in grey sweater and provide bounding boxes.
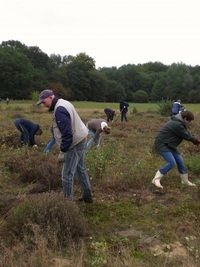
[86,118,111,151]
[152,110,200,189]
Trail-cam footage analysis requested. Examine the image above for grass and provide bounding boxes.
[1,101,200,266]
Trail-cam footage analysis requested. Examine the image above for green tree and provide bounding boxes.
[132,90,149,103]
[0,47,34,99]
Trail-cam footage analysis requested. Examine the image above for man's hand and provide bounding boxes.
[58,151,65,163]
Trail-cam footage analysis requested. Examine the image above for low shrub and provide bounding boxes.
[157,100,171,116]
[1,192,89,248]
[4,151,61,192]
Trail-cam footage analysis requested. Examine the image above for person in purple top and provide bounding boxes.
[104,108,115,122]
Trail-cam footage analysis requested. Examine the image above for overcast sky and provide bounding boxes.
[1,0,200,68]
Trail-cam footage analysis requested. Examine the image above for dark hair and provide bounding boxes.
[181,110,194,121]
[36,126,43,135]
[103,126,111,134]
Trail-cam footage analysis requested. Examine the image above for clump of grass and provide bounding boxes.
[4,150,61,192]
[1,192,89,248]
[0,132,20,148]
[185,155,200,175]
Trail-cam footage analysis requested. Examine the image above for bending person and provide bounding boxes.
[86,118,111,151]
[14,118,42,147]
[152,110,200,189]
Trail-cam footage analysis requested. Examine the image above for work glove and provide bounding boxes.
[43,138,56,154]
[58,151,65,163]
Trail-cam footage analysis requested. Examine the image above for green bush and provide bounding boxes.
[157,100,172,116]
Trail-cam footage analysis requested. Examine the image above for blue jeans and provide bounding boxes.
[159,151,187,175]
[61,139,91,199]
[14,121,30,145]
[86,130,101,151]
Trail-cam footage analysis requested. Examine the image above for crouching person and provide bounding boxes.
[152,110,200,189]
[86,118,111,151]
[14,118,42,147]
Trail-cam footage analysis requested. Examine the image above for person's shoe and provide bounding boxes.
[78,197,93,203]
[152,170,164,189]
[180,173,196,186]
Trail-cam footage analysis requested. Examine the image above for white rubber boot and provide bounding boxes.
[152,170,164,189]
[180,173,196,186]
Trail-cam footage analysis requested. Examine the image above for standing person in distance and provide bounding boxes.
[104,108,115,122]
[37,89,93,203]
[14,118,42,147]
[86,118,111,151]
[119,101,129,122]
[171,99,184,115]
[152,110,200,189]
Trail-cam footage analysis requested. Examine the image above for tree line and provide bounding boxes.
[1,40,200,103]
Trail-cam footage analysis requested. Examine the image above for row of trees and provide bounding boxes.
[1,40,200,102]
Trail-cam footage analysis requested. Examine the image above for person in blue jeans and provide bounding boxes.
[37,89,92,203]
[152,110,200,189]
[86,118,111,151]
[14,118,42,147]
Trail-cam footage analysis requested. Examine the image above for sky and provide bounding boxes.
[1,0,200,68]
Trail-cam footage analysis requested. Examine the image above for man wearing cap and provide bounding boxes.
[14,118,42,147]
[86,118,111,151]
[37,89,92,203]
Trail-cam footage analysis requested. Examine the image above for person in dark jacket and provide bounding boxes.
[37,89,92,203]
[104,108,115,122]
[152,110,200,189]
[14,118,42,146]
[119,101,129,122]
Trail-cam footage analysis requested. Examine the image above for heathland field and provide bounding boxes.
[1,101,200,267]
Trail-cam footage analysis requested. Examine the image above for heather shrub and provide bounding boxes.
[0,132,20,148]
[4,150,61,191]
[1,192,89,248]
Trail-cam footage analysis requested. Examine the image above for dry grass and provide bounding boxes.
[1,101,200,266]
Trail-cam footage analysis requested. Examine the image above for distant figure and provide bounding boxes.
[171,99,184,115]
[86,118,111,151]
[119,101,129,122]
[14,118,42,147]
[6,97,9,105]
[104,108,115,122]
